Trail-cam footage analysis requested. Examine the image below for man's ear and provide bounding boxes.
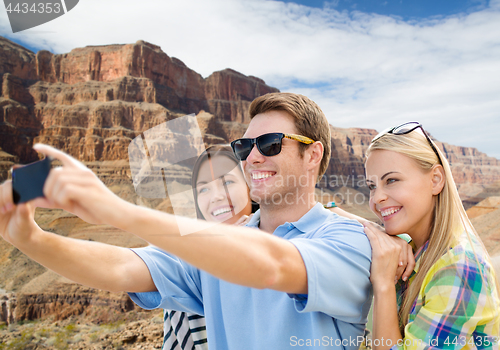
[431,164,445,195]
[306,141,324,170]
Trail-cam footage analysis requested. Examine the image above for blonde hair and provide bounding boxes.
[366,129,498,334]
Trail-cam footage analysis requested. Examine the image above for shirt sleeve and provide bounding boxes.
[288,219,373,324]
[127,246,204,316]
[391,250,500,350]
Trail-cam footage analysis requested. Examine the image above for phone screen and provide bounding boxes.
[12,157,52,204]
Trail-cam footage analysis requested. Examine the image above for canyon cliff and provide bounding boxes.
[2,36,500,197]
[1,36,500,326]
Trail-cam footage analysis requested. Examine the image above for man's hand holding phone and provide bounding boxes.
[0,145,146,293]
[0,143,128,243]
[29,144,127,226]
[0,156,54,245]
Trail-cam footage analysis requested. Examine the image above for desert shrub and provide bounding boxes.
[1,330,34,350]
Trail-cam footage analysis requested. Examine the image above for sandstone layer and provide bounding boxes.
[466,181,500,256]
[1,36,500,341]
[2,35,500,195]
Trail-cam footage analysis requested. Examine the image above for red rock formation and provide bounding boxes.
[322,126,500,198]
[205,69,275,123]
[325,127,377,184]
[0,38,36,80]
[0,36,278,165]
[1,36,500,328]
[0,287,136,324]
[0,77,40,162]
[29,39,278,121]
[1,35,499,197]
[0,148,17,183]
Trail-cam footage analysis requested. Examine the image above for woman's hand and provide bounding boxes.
[363,222,403,291]
[391,235,415,282]
[32,144,126,226]
[235,213,253,226]
[361,222,414,282]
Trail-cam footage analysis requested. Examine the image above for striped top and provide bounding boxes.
[163,310,208,350]
[393,231,500,349]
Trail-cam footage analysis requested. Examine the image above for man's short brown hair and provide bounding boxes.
[249,92,331,178]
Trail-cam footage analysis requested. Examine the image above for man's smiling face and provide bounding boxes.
[242,110,310,207]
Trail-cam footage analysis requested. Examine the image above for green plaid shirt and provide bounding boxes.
[394,231,500,349]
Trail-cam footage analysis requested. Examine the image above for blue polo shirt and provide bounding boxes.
[129,203,372,349]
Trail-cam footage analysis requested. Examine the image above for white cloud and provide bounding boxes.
[1,0,499,158]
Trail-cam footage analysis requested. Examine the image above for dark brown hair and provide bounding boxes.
[249,92,331,178]
[192,145,257,220]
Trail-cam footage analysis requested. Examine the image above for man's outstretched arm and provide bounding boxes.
[114,201,307,293]
[20,144,309,294]
[0,180,155,293]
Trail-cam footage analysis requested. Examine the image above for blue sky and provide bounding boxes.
[8,0,491,52]
[282,0,489,19]
[1,0,500,160]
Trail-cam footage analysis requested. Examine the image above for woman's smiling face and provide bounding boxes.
[196,155,252,225]
[365,149,437,245]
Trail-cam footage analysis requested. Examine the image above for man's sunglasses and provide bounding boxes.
[230,133,315,161]
[372,121,442,164]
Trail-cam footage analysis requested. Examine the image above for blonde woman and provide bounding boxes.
[364,122,500,349]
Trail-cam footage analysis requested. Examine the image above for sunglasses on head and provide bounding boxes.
[230,133,315,161]
[372,121,442,164]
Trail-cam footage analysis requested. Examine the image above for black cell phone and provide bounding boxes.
[11,157,53,204]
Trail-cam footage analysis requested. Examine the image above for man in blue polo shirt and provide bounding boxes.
[127,92,371,349]
[127,93,372,350]
[0,92,372,349]
[130,206,371,349]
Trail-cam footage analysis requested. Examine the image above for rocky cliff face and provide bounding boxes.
[439,142,500,199]
[0,36,278,168]
[0,38,36,80]
[322,126,500,199]
[2,35,499,196]
[467,195,500,257]
[0,147,18,181]
[0,285,135,324]
[324,127,376,189]
[3,36,499,347]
